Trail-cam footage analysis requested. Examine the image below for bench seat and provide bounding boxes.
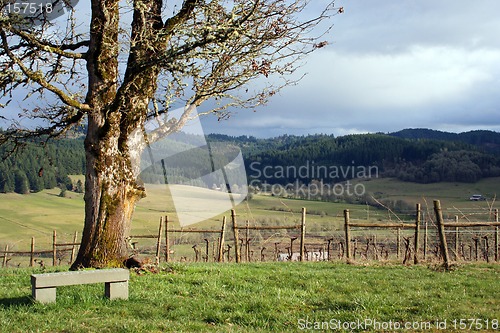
[31,268,129,304]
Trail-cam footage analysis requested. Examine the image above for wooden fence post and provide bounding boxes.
[344,209,351,261]
[2,245,8,267]
[218,217,226,262]
[414,203,421,264]
[454,216,459,261]
[70,232,78,264]
[397,228,401,259]
[193,244,200,262]
[300,207,306,262]
[226,245,231,262]
[353,239,358,260]
[204,239,209,262]
[290,237,297,260]
[155,217,163,265]
[232,209,241,263]
[474,237,479,261]
[164,216,170,263]
[30,237,35,267]
[245,220,250,262]
[327,238,333,261]
[484,236,490,262]
[246,238,252,262]
[52,230,57,266]
[424,216,428,261]
[495,209,499,262]
[434,200,450,269]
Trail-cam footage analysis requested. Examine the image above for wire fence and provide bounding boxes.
[1,202,499,268]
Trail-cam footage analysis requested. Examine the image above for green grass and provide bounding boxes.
[0,262,499,332]
[0,184,366,251]
[0,189,84,243]
[1,178,500,260]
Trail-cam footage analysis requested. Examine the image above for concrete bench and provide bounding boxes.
[31,268,129,304]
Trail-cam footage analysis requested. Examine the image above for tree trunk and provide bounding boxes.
[71,118,145,269]
[70,0,182,269]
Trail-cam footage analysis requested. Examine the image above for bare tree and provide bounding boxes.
[0,0,342,268]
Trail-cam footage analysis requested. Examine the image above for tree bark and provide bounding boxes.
[71,0,163,269]
[71,0,129,269]
[71,119,145,269]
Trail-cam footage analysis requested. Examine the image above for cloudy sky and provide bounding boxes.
[202,0,500,137]
[2,1,499,138]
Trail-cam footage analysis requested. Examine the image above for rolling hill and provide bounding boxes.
[1,128,500,195]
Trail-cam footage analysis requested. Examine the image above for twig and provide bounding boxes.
[370,196,403,223]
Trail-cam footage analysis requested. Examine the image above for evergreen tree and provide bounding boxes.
[13,170,29,194]
[43,169,58,189]
[26,169,45,193]
[0,163,14,192]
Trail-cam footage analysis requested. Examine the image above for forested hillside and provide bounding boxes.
[1,129,499,194]
[390,129,500,153]
[0,137,85,193]
[209,131,500,184]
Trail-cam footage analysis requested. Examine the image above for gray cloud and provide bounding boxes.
[2,1,498,138]
[203,0,500,137]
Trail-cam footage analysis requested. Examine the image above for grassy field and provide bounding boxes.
[358,176,500,210]
[0,184,365,251]
[0,262,499,332]
[0,177,498,260]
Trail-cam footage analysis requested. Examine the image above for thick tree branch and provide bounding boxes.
[85,0,120,114]
[163,0,200,33]
[1,30,90,111]
[8,27,88,59]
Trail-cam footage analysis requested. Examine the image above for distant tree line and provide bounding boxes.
[211,133,500,185]
[2,129,500,195]
[0,136,85,194]
[387,150,500,183]
[389,128,500,154]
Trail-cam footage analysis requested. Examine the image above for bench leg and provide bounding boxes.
[32,287,57,304]
[105,281,128,300]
